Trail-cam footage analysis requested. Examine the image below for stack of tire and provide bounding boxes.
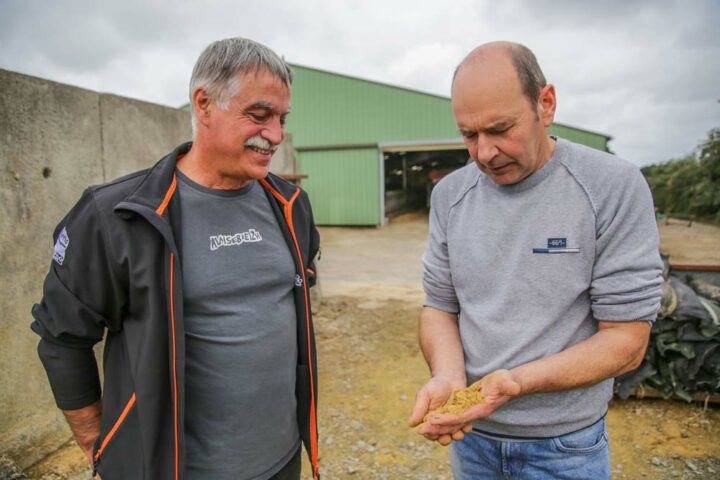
[615,258,720,402]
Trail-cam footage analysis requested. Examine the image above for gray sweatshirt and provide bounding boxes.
[423,138,663,437]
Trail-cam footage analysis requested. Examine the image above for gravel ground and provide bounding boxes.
[302,296,720,480]
[21,215,720,479]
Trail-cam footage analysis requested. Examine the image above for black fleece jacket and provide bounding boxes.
[31,143,321,480]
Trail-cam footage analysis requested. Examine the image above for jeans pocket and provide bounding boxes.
[552,419,608,454]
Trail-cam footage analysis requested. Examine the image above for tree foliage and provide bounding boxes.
[642,128,720,223]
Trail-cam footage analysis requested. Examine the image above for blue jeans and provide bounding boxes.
[450,418,610,479]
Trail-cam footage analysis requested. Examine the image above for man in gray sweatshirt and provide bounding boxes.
[408,42,662,479]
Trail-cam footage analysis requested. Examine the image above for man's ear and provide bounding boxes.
[192,87,212,129]
[537,84,556,127]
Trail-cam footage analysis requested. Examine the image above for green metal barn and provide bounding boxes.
[185,64,612,226]
[285,64,611,226]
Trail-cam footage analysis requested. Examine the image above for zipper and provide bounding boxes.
[260,179,320,479]
[161,178,180,480]
[112,175,182,479]
[168,252,180,480]
[93,392,137,470]
[121,175,181,480]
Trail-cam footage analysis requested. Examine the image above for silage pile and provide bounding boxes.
[615,263,720,402]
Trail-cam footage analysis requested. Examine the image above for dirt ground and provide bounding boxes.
[307,296,720,479]
[27,216,720,479]
[304,215,720,479]
[657,217,720,266]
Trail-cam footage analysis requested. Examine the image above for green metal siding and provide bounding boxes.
[299,148,380,225]
[549,123,610,151]
[285,64,611,152]
[286,65,459,147]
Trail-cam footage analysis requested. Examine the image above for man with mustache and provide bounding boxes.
[409,42,662,478]
[32,38,320,480]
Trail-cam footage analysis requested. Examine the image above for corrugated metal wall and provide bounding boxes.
[549,124,610,151]
[286,65,459,147]
[281,64,612,226]
[299,148,380,225]
[285,64,611,151]
[287,65,465,225]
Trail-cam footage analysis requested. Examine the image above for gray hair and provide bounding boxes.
[453,42,547,108]
[189,37,293,137]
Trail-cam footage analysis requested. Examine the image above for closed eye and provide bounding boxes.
[487,123,513,134]
[488,127,510,134]
[248,112,270,123]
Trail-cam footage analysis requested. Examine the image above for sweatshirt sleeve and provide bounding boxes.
[422,180,460,314]
[31,189,126,410]
[589,167,663,322]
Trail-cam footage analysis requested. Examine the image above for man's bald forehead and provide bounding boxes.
[462,42,515,66]
[452,41,547,107]
[453,42,519,83]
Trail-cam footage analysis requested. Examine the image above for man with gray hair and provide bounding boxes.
[32,37,320,480]
[409,41,662,478]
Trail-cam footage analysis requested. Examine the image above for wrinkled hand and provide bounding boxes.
[408,377,472,446]
[428,369,521,431]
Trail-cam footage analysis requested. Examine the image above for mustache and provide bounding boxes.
[244,135,278,152]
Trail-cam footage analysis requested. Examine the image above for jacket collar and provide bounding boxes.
[117,141,298,212]
[119,142,191,212]
[112,141,302,270]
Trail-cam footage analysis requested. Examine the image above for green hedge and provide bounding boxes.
[642,128,720,224]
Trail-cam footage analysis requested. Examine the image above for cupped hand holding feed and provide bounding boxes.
[417,369,522,444]
[408,376,473,445]
[428,369,521,426]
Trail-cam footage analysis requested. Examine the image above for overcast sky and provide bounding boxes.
[1,0,718,166]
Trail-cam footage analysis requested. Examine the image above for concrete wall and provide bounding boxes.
[0,69,195,467]
[100,93,192,180]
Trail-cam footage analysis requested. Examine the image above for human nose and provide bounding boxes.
[261,117,284,146]
[473,133,498,164]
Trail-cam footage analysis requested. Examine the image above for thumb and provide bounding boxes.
[408,389,430,427]
[499,377,521,397]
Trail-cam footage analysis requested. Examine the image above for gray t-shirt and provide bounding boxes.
[423,138,663,437]
[177,171,299,480]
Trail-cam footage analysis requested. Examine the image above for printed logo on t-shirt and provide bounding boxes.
[209,229,262,251]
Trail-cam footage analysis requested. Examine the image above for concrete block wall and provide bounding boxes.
[0,69,191,467]
[100,93,192,180]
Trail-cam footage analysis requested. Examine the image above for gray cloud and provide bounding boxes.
[1,0,717,165]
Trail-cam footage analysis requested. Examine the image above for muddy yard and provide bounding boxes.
[26,216,720,479]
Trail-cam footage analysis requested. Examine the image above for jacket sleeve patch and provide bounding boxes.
[53,226,70,266]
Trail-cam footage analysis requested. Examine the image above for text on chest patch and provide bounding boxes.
[209,229,262,251]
